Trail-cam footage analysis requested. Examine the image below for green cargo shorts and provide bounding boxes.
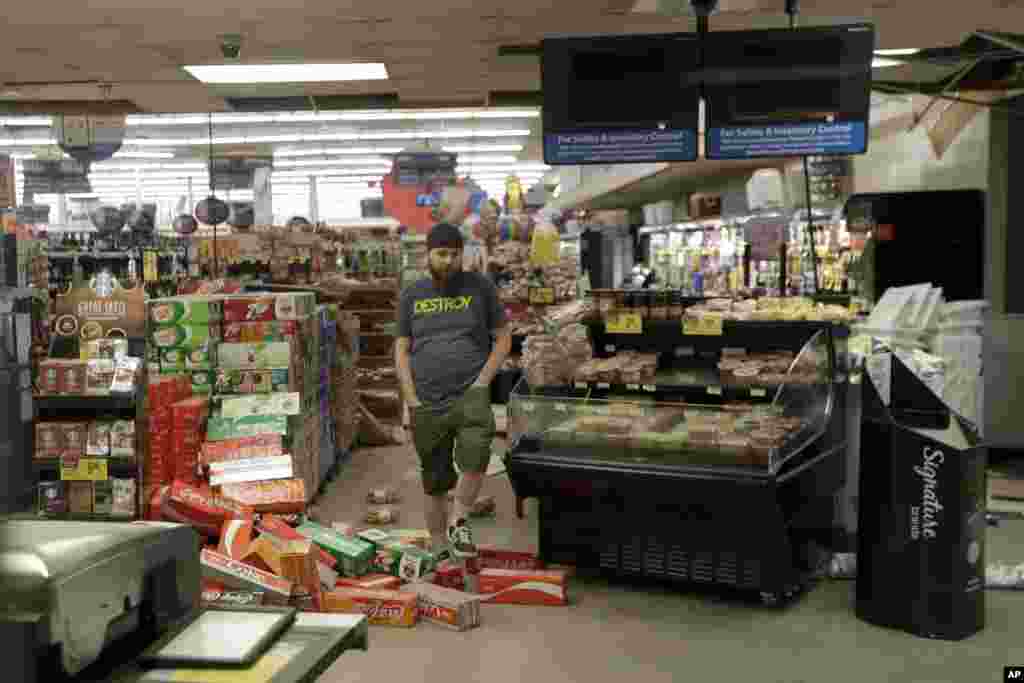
[411,385,495,496]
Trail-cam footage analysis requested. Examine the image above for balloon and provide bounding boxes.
[195,196,229,226]
[173,214,198,235]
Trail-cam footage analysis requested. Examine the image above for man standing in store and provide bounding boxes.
[396,222,511,559]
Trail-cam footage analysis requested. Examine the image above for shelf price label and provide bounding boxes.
[606,312,643,335]
[707,386,723,396]
[61,456,108,482]
[683,314,724,336]
[529,287,555,305]
[750,388,768,398]
[143,251,158,282]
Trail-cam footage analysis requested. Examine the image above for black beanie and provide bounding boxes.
[427,223,464,251]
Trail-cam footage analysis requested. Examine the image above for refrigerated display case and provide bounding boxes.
[505,317,849,603]
[643,220,748,296]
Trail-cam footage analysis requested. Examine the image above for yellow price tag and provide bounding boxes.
[606,312,643,335]
[683,314,724,336]
[143,251,158,283]
[529,287,555,305]
[61,457,108,482]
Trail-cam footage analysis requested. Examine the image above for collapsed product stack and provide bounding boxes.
[197,509,570,630]
[145,291,322,509]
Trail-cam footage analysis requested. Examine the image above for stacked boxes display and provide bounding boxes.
[215,292,320,500]
[319,305,338,481]
[144,375,192,500]
[171,397,210,486]
[147,296,224,394]
[333,312,360,453]
[146,292,322,504]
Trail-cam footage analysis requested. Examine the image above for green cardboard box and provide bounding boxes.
[148,296,224,326]
[218,342,293,370]
[149,323,221,350]
[159,343,218,370]
[373,541,437,581]
[206,414,289,441]
[296,521,374,577]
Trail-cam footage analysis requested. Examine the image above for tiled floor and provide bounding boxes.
[312,444,1024,683]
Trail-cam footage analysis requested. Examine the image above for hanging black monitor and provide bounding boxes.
[541,33,701,165]
[702,24,875,160]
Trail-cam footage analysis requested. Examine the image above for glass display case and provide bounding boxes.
[505,317,849,603]
[510,329,832,476]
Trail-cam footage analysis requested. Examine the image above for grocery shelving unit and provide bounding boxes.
[505,317,850,604]
[32,390,143,519]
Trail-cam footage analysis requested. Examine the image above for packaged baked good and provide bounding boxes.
[110,420,135,458]
[367,487,400,505]
[68,481,93,514]
[35,423,64,459]
[86,421,112,457]
[365,507,399,525]
[111,478,136,517]
[85,359,115,395]
[38,481,66,515]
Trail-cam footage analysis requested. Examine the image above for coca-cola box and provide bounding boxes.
[856,352,986,641]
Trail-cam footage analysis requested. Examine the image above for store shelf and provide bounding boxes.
[562,377,780,402]
[587,318,849,356]
[35,393,138,417]
[32,457,139,473]
[33,512,136,521]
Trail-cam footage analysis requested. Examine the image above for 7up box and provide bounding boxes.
[296,521,374,577]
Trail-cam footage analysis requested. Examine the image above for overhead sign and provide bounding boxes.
[211,157,272,191]
[705,122,867,160]
[702,24,875,160]
[544,129,697,165]
[21,159,91,195]
[392,152,457,187]
[541,33,701,165]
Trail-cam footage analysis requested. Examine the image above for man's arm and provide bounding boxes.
[395,336,420,407]
[473,324,511,387]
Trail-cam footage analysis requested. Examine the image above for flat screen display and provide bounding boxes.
[702,24,875,159]
[542,34,701,165]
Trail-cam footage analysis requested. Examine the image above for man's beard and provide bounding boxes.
[430,263,460,289]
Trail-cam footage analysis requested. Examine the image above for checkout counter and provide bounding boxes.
[0,519,368,682]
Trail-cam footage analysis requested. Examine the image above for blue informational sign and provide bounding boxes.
[706,121,867,160]
[544,129,698,165]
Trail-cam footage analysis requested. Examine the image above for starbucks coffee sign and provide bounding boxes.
[54,274,145,340]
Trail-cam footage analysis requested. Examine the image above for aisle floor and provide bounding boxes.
[311,445,1024,683]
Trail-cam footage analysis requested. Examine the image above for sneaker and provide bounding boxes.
[446,518,478,559]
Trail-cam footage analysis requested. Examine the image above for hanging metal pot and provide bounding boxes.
[227,202,254,231]
[90,205,126,238]
[173,213,198,235]
[287,216,312,233]
[195,195,229,226]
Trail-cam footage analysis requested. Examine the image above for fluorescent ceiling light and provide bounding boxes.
[275,147,404,158]
[128,109,536,126]
[444,144,524,153]
[875,48,920,56]
[0,117,52,126]
[0,138,57,146]
[273,158,393,168]
[91,162,208,171]
[184,62,388,84]
[123,129,529,147]
[872,57,906,68]
[113,151,176,159]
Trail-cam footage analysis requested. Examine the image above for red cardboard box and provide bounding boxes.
[477,569,568,606]
[258,515,337,569]
[165,480,255,537]
[218,519,255,560]
[433,561,465,591]
[411,582,482,631]
[202,435,284,464]
[219,478,306,514]
[478,547,544,571]
[200,548,294,606]
[322,588,418,627]
[336,574,403,591]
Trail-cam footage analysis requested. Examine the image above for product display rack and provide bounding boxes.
[33,337,145,520]
[505,318,850,604]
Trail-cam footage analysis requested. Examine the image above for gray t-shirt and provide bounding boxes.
[398,271,506,409]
